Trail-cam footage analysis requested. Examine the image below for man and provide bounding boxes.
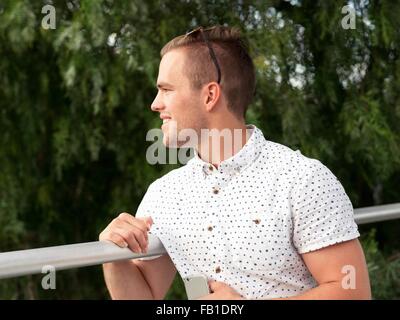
[99,26,371,300]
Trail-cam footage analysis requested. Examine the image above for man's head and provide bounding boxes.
[151,26,256,147]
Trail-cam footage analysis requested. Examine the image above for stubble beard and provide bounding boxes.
[162,116,208,149]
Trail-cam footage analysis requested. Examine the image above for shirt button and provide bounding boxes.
[215,266,221,273]
[253,219,261,224]
[212,187,219,194]
[207,225,213,231]
[209,165,214,171]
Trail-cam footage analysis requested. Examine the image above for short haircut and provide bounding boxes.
[160,26,256,119]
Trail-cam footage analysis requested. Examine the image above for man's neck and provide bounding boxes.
[196,122,250,168]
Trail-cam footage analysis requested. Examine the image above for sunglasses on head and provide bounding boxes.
[184,26,222,84]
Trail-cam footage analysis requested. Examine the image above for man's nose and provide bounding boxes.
[151,92,164,112]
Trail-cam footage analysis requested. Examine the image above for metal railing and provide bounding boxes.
[0,202,399,280]
[354,202,400,224]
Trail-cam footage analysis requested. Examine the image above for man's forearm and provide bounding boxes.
[267,282,371,300]
[102,260,154,300]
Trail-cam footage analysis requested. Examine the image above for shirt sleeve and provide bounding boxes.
[134,181,163,261]
[291,158,360,254]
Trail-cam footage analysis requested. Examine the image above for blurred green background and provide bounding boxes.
[0,0,399,299]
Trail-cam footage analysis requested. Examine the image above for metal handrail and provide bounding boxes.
[354,202,400,224]
[0,234,167,280]
[0,203,399,280]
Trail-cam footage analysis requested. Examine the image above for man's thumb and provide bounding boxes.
[144,216,153,228]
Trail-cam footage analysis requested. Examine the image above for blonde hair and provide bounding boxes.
[161,26,256,119]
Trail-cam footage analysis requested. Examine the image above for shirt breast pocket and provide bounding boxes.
[228,212,290,273]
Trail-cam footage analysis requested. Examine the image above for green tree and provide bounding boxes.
[0,0,399,299]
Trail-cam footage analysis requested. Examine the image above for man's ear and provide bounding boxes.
[203,82,221,112]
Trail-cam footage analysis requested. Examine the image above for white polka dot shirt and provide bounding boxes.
[135,125,360,299]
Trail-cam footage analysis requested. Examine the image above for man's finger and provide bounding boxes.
[208,280,223,291]
[142,216,154,229]
[108,232,128,248]
[119,213,149,232]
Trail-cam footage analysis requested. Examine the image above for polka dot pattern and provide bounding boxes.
[135,125,360,299]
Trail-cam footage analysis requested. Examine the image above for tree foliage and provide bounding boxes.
[0,0,399,299]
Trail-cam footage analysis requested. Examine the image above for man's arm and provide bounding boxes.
[203,238,371,300]
[103,254,177,300]
[100,212,177,300]
[271,239,372,300]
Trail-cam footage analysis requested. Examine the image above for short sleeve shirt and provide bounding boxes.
[135,125,360,299]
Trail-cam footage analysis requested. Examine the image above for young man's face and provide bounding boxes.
[151,48,207,147]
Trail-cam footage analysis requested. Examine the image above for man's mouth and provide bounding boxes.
[160,114,172,127]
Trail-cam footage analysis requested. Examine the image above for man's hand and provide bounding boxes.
[99,212,153,253]
[198,280,244,300]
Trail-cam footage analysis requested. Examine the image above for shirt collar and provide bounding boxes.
[188,124,265,175]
